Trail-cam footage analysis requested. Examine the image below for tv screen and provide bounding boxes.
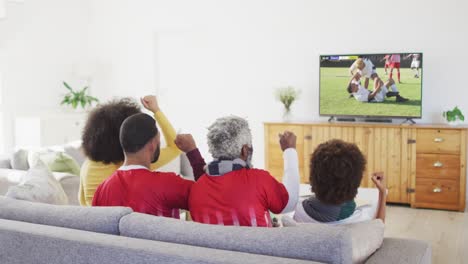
[319,53,422,118]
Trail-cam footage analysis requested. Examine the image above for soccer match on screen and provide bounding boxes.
[319,53,423,118]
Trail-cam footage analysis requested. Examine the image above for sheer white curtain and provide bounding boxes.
[0,72,3,153]
[0,0,6,19]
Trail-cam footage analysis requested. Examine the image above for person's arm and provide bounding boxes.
[140,96,182,170]
[165,175,194,211]
[279,131,300,214]
[372,172,387,222]
[349,62,357,76]
[175,134,207,181]
[364,77,370,89]
[367,84,383,100]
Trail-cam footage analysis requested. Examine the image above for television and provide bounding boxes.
[319,53,422,119]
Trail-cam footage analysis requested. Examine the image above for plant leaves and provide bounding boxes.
[61,83,99,109]
[63,81,73,92]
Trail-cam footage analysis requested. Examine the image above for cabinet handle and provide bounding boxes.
[433,187,442,193]
[433,161,443,167]
[434,137,444,143]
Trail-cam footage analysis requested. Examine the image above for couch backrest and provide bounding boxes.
[0,196,132,235]
[119,212,353,264]
[0,218,319,264]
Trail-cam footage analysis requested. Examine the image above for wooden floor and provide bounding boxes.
[385,205,468,264]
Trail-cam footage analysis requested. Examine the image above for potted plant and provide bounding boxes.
[60,81,99,110]
[276,86,300,122]
[443,106,465,125]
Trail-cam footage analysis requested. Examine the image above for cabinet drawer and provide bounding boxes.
[416,154,460,180]
[415,178,459,205]
[417,129,461,154]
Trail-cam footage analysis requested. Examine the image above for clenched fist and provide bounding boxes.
[371,172,386,193]
[175,134,197,153]
[140,95,160,113]
[279,131,296,151]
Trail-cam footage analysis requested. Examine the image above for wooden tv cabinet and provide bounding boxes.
[264,122,467,211]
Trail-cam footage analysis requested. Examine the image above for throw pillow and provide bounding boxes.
[28,150,81,176]
[6,160,69,205]
[11,149,30,170]
[63,140,85,166]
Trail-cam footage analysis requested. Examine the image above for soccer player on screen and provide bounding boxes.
[348,58,398,95]
[405,53,421,78]
[346,75,409,103]
[381,55,391,75]
[349,58,378,90]
[389,54,401,83]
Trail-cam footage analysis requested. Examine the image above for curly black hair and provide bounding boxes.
[310,139,366,205]
[82,98,141,164]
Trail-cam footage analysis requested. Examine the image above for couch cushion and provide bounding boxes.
[119,212,352,264]
[344,220,384,263]
[63,140,86,166]
[54,173,80,205]
[365,237,431,264]
[0,196,132,235]
[282,215,384,263]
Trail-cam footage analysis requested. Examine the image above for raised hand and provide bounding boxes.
[371,172,386,193]
[140,95,160,113]
[279,131,297,151]
[174,134,197,153]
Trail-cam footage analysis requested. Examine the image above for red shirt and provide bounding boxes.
[188,168,289,227]
[92,168,193,218]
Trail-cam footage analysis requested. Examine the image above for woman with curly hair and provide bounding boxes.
[78,95,181,206]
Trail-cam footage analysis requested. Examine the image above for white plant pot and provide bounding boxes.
[447,120,463,126]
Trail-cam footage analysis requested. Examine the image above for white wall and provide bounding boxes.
[0,0,91,153]
[88,0,468,169]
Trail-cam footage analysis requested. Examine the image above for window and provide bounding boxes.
[0,71,3,153]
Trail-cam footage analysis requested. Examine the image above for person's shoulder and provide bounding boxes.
[154,171,178,177]
[156,171,192,182]
[247,168,276,179]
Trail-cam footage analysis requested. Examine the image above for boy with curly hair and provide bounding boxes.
[293,139,386,223]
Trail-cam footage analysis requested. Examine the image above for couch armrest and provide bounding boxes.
[0,156,12,169]
[365,237,431,264]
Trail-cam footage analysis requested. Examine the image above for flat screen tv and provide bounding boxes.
[319,53,422,119]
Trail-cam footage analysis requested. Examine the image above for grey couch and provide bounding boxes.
[0,197,431,264]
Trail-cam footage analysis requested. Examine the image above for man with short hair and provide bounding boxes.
[92,113,196,219]
[188,116,300,227]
